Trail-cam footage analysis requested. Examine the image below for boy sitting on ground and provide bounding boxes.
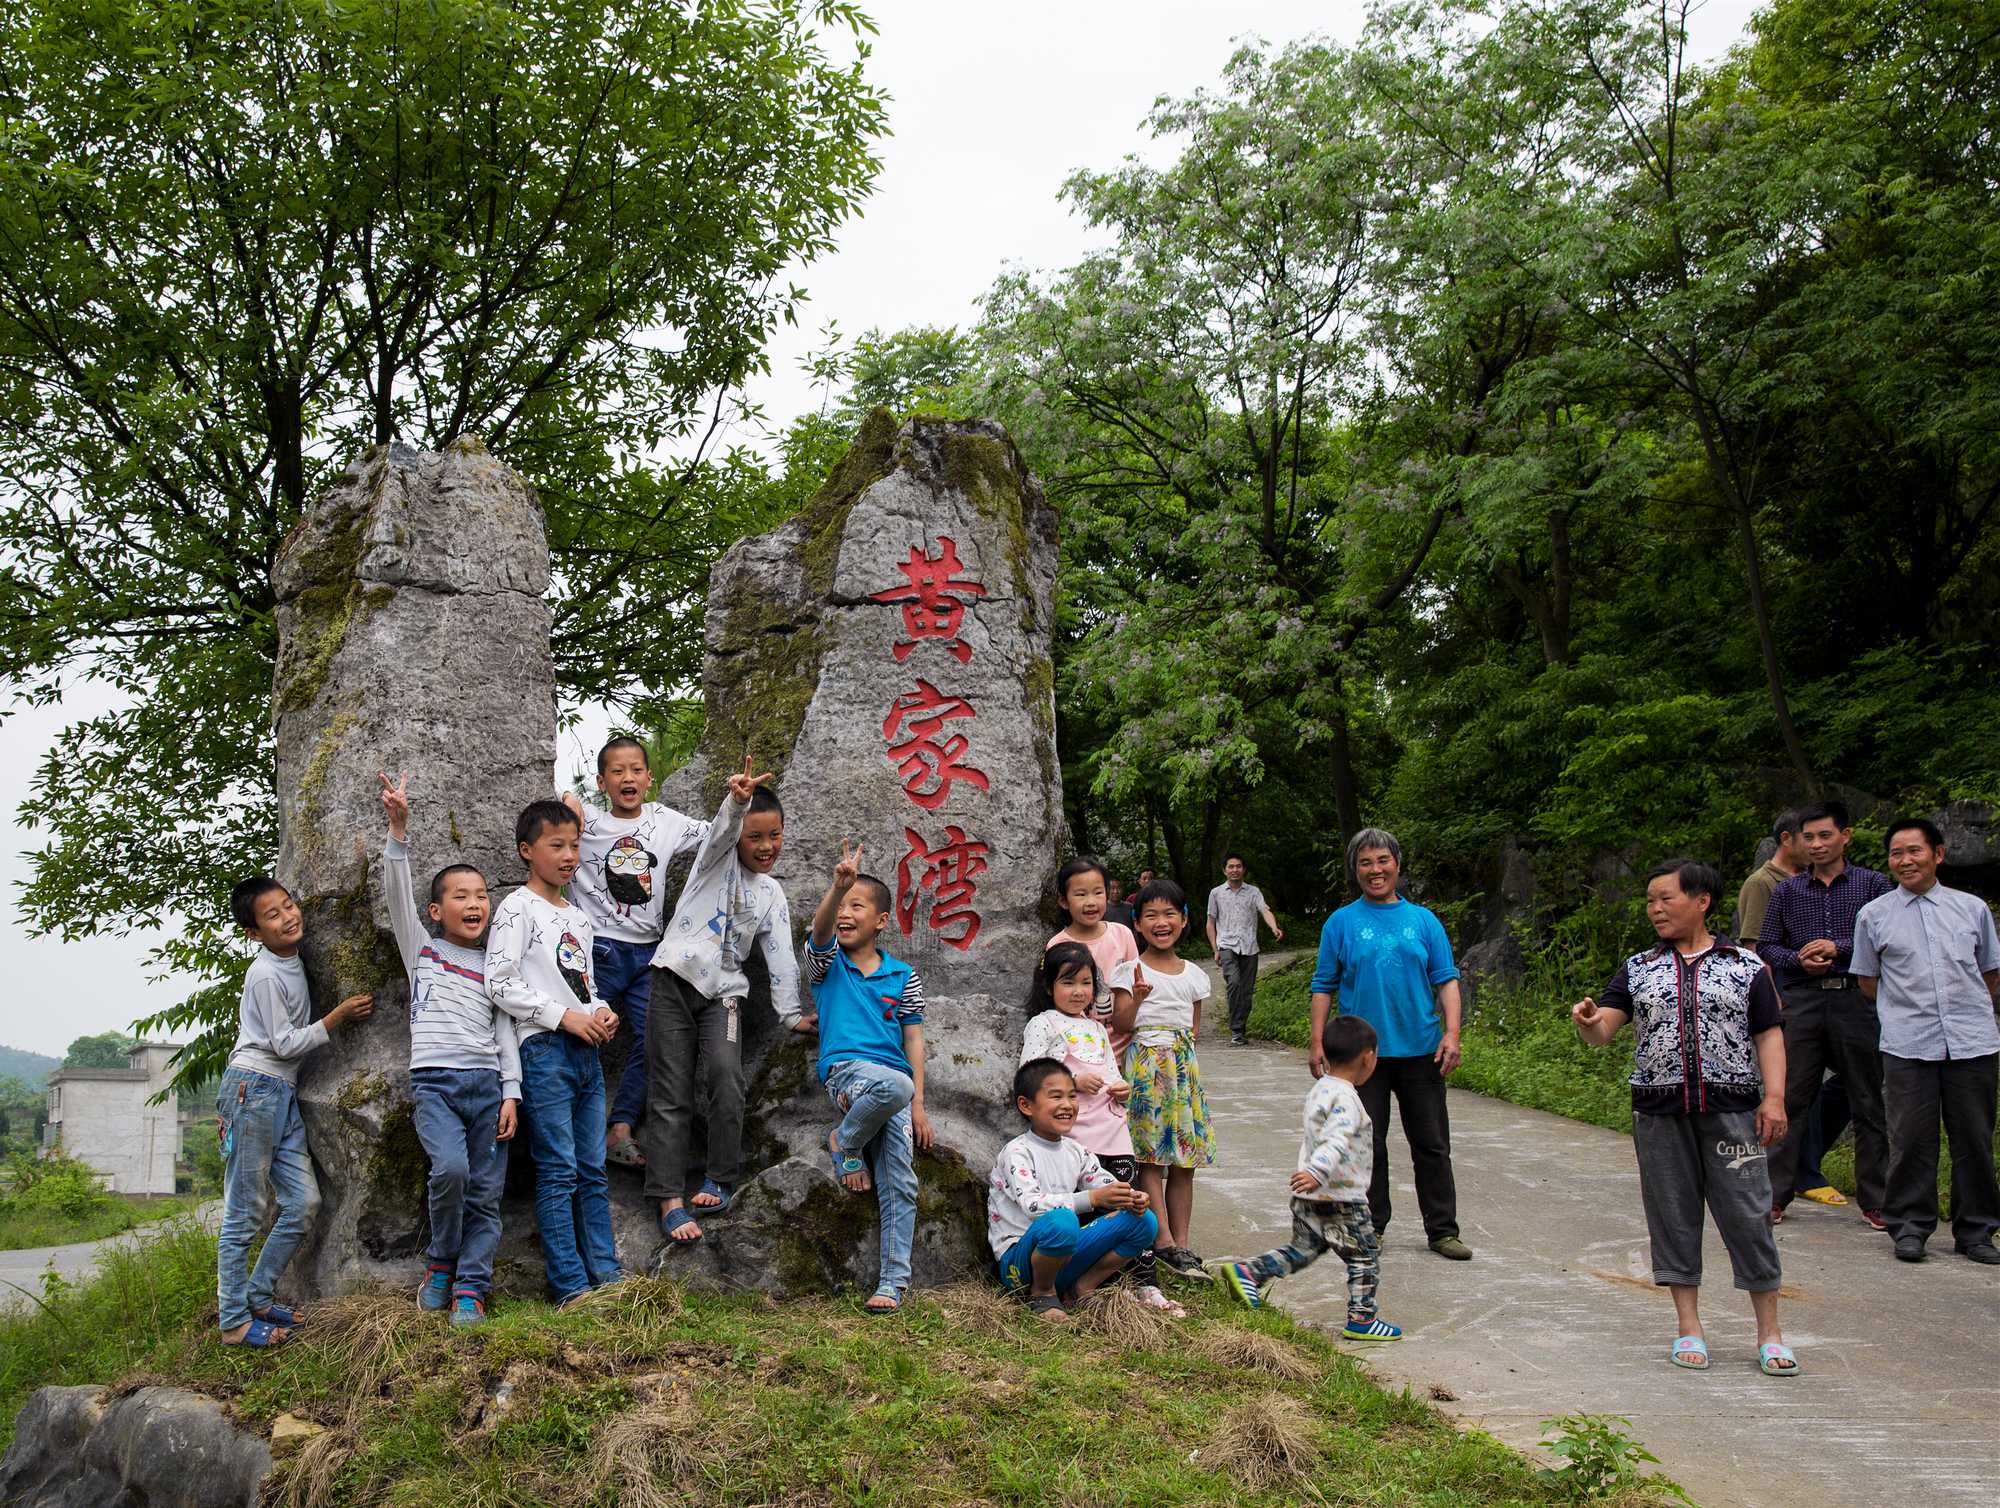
[215,876,373,1347]
[806,837,931,1313]
[486,798,623,1306]
[1217,1015,1402,1341]
[988,1057,1157,1323]
[380,772,519,1326]
[560,735,711,1170]
[647,756,811,1244]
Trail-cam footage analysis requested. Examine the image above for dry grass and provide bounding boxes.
[1067,1287,1177,1350]
[307,1295,438,1396]
[921,1282,1016,1332]
[1206,1392,1325,1489]
[268,1420,357,1508]
[1191,1325,1317,1383]
[585,1396,704,1508]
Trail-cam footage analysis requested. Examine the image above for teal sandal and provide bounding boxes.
[1670,1335,1709,1370]
[1758,1341,1799,1376]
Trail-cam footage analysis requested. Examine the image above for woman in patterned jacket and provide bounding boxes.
[1571,859,1799,1377]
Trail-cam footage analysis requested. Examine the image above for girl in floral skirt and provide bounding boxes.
[1110,879,1215,1281]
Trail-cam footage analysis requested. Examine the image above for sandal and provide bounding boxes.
[1670,1335,1709,1370]
[604,1138,647,1169]
[659,1206,703,1244]
[222,1317,292,1349]
[829,1131,870,1193]
[691,1178,734,1212]
[1026,1293,1069,1323]
[1758,1341,1799,1376]
[864,1284,902,1314]
[254,1302,306,1328]
[1136,1284,1188,1318]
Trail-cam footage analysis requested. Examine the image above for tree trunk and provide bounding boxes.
[1732,496,1815,791]
[1156,801,1190,891]
[1329,694,1362,859]
[1194,796,1223,897]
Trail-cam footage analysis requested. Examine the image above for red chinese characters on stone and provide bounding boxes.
[881,679,990,811]
[896,824,989,951]
[869,536,988,664]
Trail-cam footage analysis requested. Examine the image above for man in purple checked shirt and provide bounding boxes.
[1758,800,1894,1230]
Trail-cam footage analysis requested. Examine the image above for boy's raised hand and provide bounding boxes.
[496,1099,518,1142]
[726,752,774,804]
[832,837,862,891]
[379,771,410,841]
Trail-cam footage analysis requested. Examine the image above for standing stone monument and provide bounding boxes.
[656,409,1062,1293]
[271,437,556,1295]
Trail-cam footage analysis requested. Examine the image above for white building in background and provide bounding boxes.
[43,1043,183,1195]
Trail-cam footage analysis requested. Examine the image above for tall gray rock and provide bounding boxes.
[271,438,556,1294]
[657,410,1062,1294]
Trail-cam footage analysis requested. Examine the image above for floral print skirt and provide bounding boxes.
[1123,1030,1215,1168]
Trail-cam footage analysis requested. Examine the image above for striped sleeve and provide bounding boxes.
[898,969,926,1024]
[805,936,836,985]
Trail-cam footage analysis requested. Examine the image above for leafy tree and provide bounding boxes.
[1,0,885,1068]
[60,1032,134,1070]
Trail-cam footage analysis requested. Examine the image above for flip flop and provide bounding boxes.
[691,1178,734,1212]
[1758,1342,1799,1377]
[1670,1335,1709,1370]
[659,1206,703,1245]
[864,1284,902,1315]
[254,1302,306,1328]
[1026,1294,1068,1322]
[604,1138,647,1169]
[222,1317,291,1349]
[828,1132,869,1192]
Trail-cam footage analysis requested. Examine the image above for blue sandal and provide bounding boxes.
[659,1206,703,1244]
[1759,1341,1799,1376]
[864,1284,902,1314]
[829,1133,868,1190]
[255,1302,305,1328]
[693,1178,734,1213]
[223,1317,292,1349]
[1670,1335,1709,1370]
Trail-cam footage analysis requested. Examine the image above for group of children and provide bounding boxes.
[213,740,1395,1345]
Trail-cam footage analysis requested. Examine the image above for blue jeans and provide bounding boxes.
[215,1066,320,1331]
[594,937,655,1129]
[824,1059,918,1294]
[410,1067,509,1296]
[999,1207,1158,1294]
[519,1032,621,1300]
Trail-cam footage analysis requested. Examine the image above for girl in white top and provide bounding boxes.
[1109,878,1216,1281]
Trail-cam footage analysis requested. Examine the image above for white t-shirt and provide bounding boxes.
[570,802,707,945]
[485,887,600,1045]
[1108,957,1210,1046]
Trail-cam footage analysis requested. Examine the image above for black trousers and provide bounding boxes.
[1882,1052,1999,1249]
[1355,1052,1457,1241]
[641,967,746,1204]
[1768,985,1888,1212]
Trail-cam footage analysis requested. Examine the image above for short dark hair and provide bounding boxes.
[1026,941,1096,1016]
[230,876,289,931]
[516,799,580,848]
[597,735,650,774]
[1132,877,1187,917]
[1798,800,1851,831]
[1884,815,1944,852]
[1322,1014,1377,1066]
[1013,1057,1072,1106]
[1223,852,1244,866]
[1644,858,1722,916]
[850,871,893,914]
[1771,809,1804,843]
[747,786,783,820]
[429,863,487,905]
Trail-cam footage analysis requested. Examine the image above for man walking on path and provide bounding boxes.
[1739,809,1851,1212]
[1759,801,1894,1230]
[1207,855,1282,1045]
[1306,827,1471,1260]
[1851,816,2000,1265]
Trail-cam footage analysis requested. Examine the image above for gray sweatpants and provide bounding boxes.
[1632,1109,1781,1292]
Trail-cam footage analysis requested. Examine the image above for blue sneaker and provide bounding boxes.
[1342,1317,1402,1342]
[1218,1261,1263,1309]
[418,1264,452,1312]
[450,1290,487,1328]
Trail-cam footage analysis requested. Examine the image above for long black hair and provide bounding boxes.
[1052,855,1110,929]
[1025,940,1098,1017]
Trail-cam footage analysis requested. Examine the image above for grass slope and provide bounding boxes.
[0,1195,201,1253]
[0,1218,1684,1507]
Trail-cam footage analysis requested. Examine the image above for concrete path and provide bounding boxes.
[0,1202,219,1311]
[1188,954,1999,1508]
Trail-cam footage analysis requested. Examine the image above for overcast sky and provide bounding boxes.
[2,0,1762,1060]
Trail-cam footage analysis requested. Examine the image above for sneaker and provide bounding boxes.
[418,1264,452,1312]
[1158,1246,1213,1282]
[450,1290,487,1327]
[1860,1208,1888,1232]
[1342,1317,1402,1342]
[1218,1261,1262,1309]
[1231,1034,1249,1046]
[1429,1236,1474,1261]
[1959,1242,2000,1265]
[1797,1184,1849,1207]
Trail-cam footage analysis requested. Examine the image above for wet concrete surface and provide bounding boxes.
[1188,955,1999,1508]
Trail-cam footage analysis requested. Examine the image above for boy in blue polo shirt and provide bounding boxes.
[807,837,930,1314]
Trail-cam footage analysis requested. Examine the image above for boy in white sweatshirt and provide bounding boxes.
[484,798,621,1305]
[1217,1015,1401,1340]
[987,1058,1156,1323]
[379,773,519,1325]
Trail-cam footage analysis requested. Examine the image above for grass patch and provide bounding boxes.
[0,1194,201,1252]
[0,1222,1687,1505]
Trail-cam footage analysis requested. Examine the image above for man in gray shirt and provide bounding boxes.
[1207,854,1282,1045]
[1852,816,2000,1265]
